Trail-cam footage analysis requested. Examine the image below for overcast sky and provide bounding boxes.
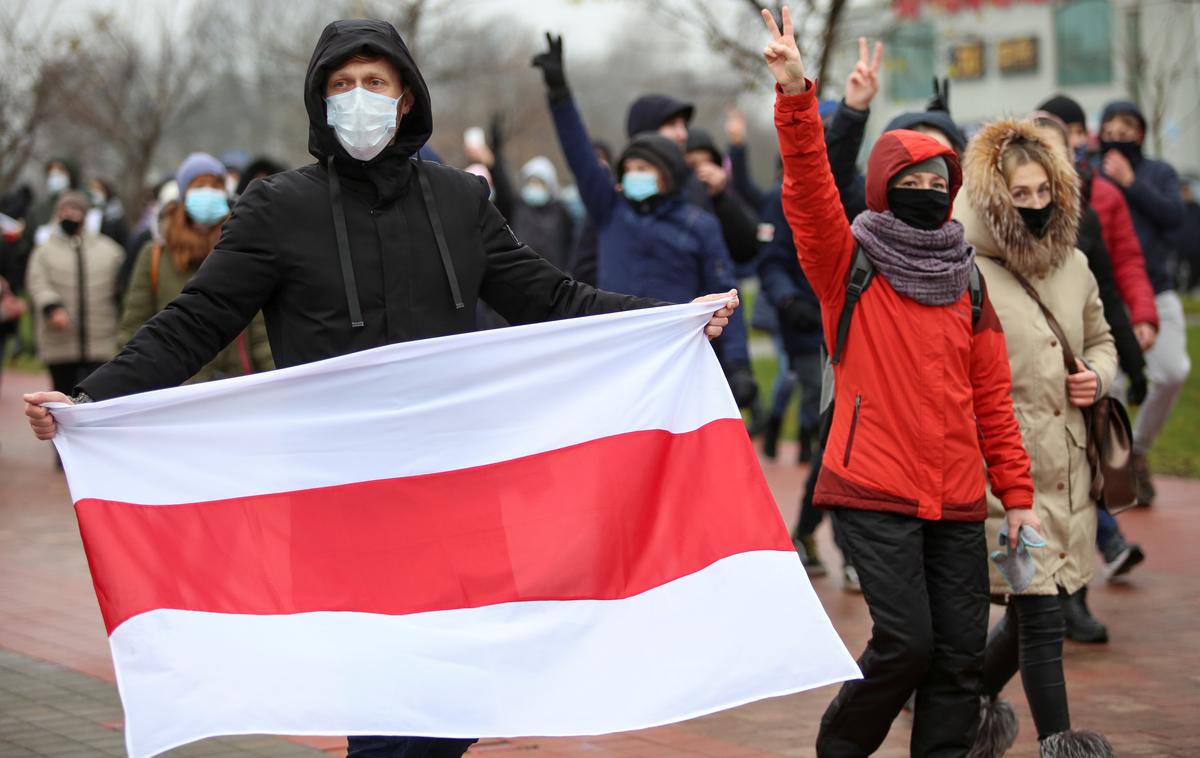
[35,0,647,57]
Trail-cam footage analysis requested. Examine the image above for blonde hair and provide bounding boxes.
[998,139,1051,188]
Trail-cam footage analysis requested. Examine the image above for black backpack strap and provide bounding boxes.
[968,263,983,326]
[415,161,465,310]
[830,245,874,365]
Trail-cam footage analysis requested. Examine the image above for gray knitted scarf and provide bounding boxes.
[850,211,975,306]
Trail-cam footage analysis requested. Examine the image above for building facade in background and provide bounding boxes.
[838,0,1199,175]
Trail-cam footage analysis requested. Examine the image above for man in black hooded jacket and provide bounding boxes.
[23,20,738,758]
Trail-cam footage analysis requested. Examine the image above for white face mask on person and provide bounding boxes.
[325,87,406,161]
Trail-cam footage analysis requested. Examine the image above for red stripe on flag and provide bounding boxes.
[76,419,788,634]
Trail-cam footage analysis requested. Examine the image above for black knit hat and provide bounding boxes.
[1038,95,1086,127]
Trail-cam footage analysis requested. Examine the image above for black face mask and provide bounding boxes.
[1099,139,1142,165]
[886,187,950,231]
[1017,204,1054,238]
[59,218,82,237]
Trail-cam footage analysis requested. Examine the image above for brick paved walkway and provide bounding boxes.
[2,369,1197,756]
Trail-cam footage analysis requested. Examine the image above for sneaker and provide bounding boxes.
[793,534,828,577]
[843,564,862,593]
[1103,542,1145,581]
[1132,452,1155,507]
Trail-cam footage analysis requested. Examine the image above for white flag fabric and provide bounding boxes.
[52,302,859,758]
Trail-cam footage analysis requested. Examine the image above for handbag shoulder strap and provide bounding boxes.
[1002,263,1078,375]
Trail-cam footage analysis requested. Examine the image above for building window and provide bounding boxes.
[1055,0,1114,86]
[887,21,936,101]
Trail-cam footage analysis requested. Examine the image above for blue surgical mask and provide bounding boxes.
[184,187,230,226]
[622,171,659,202]
[521,184,550,207]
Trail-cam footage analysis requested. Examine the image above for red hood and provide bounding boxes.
[865,129,962,222]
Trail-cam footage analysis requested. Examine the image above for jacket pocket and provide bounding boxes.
[843,393,862,468]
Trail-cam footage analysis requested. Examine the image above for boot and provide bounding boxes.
[1039,729,1114,757]
[762,416,783,460]
[967,696,1019,758]
[1060,587,1108,644]
[1132,452,1155,506]
[798,425,815,464]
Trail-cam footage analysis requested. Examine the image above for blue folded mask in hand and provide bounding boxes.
[990,524,1046,593]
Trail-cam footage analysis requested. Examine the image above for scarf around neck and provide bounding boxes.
[850,210,975,307]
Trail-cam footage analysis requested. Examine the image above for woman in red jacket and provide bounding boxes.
[761,9,1036,756]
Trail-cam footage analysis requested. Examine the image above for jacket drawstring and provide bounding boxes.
[326,155,465,328]
[326,155,365,328]
[414,160,464,310]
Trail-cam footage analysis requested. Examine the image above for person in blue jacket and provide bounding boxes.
[533,33,755,404]
[1098,99,1190,507]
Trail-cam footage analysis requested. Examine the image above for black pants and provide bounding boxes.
[346,736,477,757]
[47,361,104,397]
[982,595,1070,740]
[817,508,988,758]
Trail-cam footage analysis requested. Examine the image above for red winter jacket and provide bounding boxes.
[775,83,1034,521]
[1089,176,1158,329]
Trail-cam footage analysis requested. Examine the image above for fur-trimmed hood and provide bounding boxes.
[958,118,1080,278]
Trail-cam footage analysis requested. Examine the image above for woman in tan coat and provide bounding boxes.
[957,119,1117,755]
[26,191,124,396]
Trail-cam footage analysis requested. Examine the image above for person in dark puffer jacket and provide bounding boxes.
[1098,99,1190,508]
[534,34,756,408]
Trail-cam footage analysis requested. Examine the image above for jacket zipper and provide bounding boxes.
[843,394,862,468]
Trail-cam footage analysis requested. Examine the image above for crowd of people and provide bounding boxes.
[6,6,1199,758]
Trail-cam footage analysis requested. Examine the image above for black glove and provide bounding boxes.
[726,365,759,410]
[532,33,570,104]
[1127,370,1148,407]
[780,297,821,333]
[489,113,505,156]
[927,77,950,113]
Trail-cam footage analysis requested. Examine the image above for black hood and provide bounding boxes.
[1100,100,1147,134]
[618,132,690,196]
[883,111,966,153]
[304,20,433,168]
[685,127,722,165]
[625,94,694,139]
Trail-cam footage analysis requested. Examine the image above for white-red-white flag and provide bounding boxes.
[52,302,859,758]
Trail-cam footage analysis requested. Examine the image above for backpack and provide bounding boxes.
[817,245,984,447]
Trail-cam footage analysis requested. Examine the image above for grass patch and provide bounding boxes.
[1145,319,1200,477]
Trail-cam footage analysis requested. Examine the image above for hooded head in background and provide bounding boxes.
[625,94,694,149]
[617,132,690,206]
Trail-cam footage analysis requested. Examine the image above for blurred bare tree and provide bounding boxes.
[1123,0,1200,156]
[639,0,850,97]
[0,2,66,191]
[47,5,222,208]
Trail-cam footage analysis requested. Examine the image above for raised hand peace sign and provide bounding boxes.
[844,37,883,111]
[760,6,806,95]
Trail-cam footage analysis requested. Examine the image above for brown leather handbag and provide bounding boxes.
[1006,267,1138,514]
